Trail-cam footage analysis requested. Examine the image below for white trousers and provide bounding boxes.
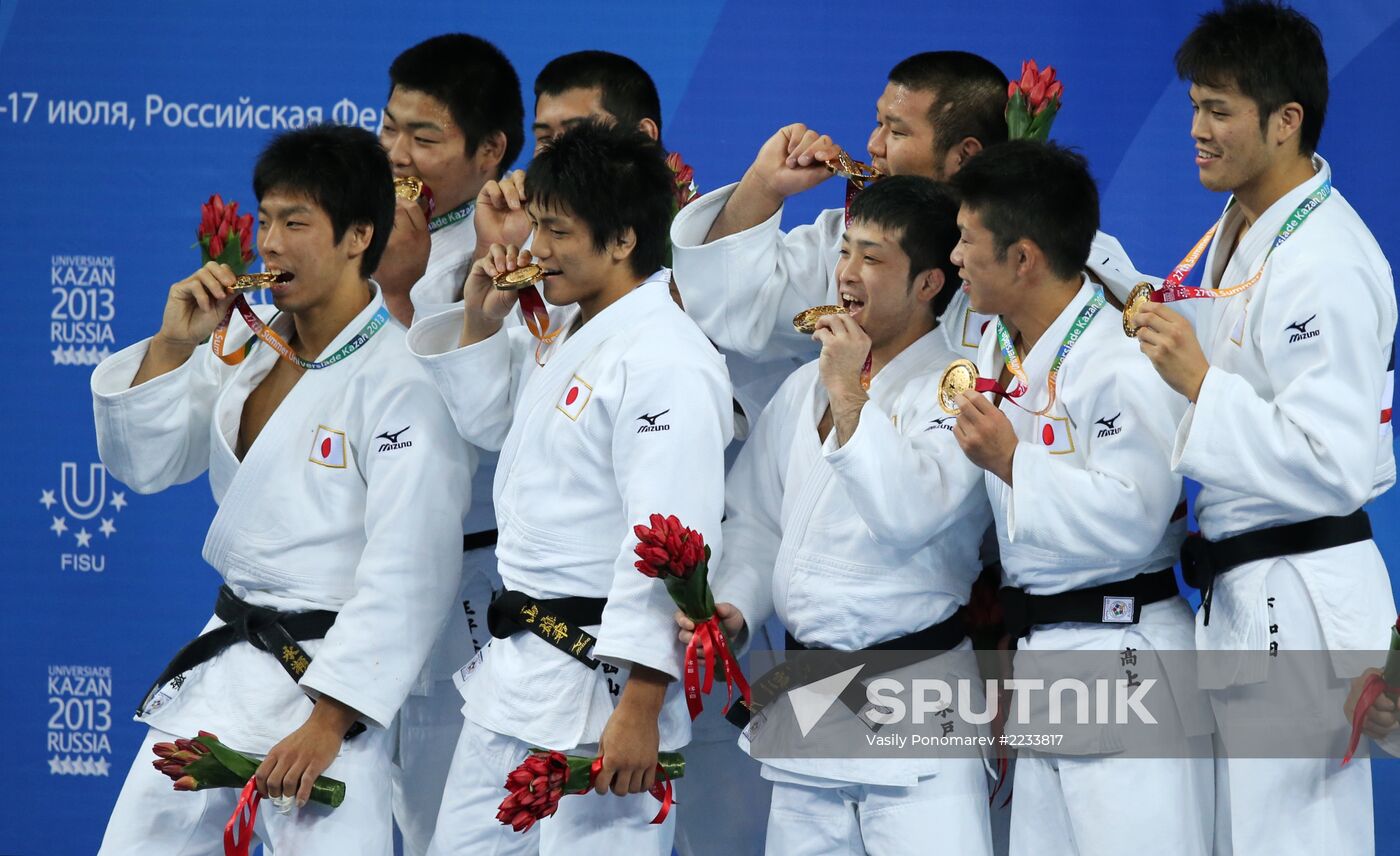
[426,716,676,856]
[1008,742,1214,856]
[98,723,394,855]
[393,548,497,855]
[1208,560,1376,855]
[763,759,993,856]
[674,629,775,856]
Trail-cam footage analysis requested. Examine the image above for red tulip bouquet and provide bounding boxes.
[633,514,751,720]
[1006,59,1064,142]
[197,194,256,274]
[497,749,685,833]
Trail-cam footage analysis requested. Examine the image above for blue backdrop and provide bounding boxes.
[1,1,1396,853]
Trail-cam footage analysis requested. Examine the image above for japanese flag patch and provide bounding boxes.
[962,308,995,349]
[556,375,594,421]
[1037,413,1075,455]
[309,425,347,468]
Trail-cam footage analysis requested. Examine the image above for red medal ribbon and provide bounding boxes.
[683,616,753,721]
[223,779,261,856]
[1343,672,1398,765]
[517,286,562,366]
[584,758,676,824]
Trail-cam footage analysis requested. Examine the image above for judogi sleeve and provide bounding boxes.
[406,308,530,452]
[90,338,224,493]
[715,384,797,637]
[670,182,842,360]
[1008,355,1185,560]
[825,397,986,551]
[1174,256,1394,515]
[298,374,472,728]
[591,355,734,678]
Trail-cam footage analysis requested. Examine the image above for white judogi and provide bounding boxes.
[407,272,733,854]
[719,329,994,854]
[669,182,1146,364]
[393,203,503,856]
[91,286,470,854]
[409,204,476,317]
[972,277,1214,856]
[1171,156,1397,855]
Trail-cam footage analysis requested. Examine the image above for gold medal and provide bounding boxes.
[231,271,291,293]
[1122,282,1153,338]
[937,359,980,415]
[493,264,547,291]
[792,304,846,334]
[822,151,882,189]
[393,176,425,202]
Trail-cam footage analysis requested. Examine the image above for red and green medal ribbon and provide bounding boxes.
[981,286,1106,416]
[211,295,389,370]
[1147,179,1331,306]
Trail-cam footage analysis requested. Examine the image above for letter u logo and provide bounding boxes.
[61,461,106,520]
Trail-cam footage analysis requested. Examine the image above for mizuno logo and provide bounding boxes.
[376,427,409,444]
[925,417,956,432]
[637,410,671,433]
[1095,413,1122,438]
[376,426,413,452]
[1287,315,1320,342]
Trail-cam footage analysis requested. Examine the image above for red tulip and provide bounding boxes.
[1018,60,1038,94]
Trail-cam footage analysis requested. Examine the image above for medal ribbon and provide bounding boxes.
[224,780,261,856]
[583,758,676,824]
[984,287,1106,416]
[683,614,753,722]
[516,286,562,366]
[211,295,390,370]
[1150,178,1331,305]
[428,200,475,234]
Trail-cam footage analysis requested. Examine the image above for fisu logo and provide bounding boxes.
[41,461,129,572]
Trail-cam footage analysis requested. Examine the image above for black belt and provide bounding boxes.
[487,589,608,669]
[463,529,498,552]
[726,613,968,730]
[1181,510,1372,625]
[999,568,1180,639]
[138,585,364,737]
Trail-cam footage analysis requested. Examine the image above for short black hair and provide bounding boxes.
[525,121,673,278]
[950,140,1099,282]
[253,124,395,277]
[1175,1,1327,155]
[388,34,525,178]
[534,50,663,143]
[888,51,1009,156]
[847,176,962,318]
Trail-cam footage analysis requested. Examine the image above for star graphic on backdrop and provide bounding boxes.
[48,756,63,774]
[99,518,117,537]
[110,491,127,512]
[50,516,68,537]
[74,528,93,548]
[93,757,111,776]
[39,489,56,509]
[51,346,66,364]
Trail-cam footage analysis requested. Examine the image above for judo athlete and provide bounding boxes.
[950,141,1215,856]
[408,121,733,855]
[93,124,471,854]
[373,33,526,855]
[1134,3,1397,853]
[684,175,996,855]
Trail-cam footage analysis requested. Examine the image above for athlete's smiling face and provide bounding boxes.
[257,189,369,313]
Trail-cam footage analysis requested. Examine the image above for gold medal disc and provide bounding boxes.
[493,264,546,291]
[1122,282,1154,338]
[393,176,424,202]
[938,359,980,415]
[822,151,882,189]
[232,272,288,293]
[792,304,846,334]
